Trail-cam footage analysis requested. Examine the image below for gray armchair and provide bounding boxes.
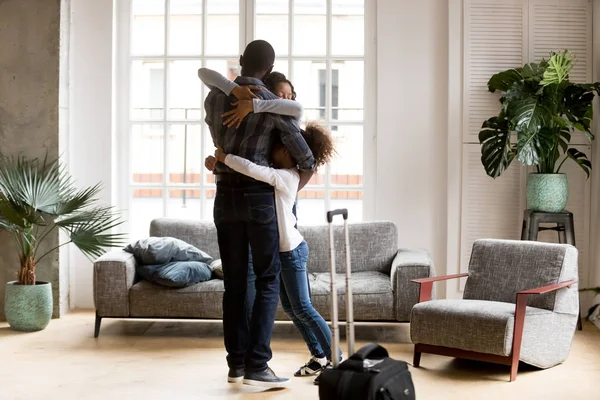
[410,239,579,381]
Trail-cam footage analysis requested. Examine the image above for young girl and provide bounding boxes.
[200,69,339,382]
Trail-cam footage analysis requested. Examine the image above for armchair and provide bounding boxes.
[410,239,579,382]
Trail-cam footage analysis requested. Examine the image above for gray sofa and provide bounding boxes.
[93,218,435,337]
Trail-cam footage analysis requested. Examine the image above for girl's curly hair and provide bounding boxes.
[301,122,336,168]
[264,71,296,100]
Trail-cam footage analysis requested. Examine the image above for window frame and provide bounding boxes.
[116,0,376,236]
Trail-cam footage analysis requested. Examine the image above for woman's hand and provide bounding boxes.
[215,146,227,163]
[221,100,254,129]
[231,85,260,100]
[204,155,217,171]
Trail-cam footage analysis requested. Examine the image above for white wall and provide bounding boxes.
[376,0,449,296]
[69,0,114,308]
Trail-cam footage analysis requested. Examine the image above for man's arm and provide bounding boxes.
[270,115,315,171]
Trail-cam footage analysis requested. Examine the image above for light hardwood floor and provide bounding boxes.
[0,311,598,400]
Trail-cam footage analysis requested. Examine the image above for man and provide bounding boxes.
[204,40,315,388]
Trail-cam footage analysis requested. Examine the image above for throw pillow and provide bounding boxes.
[210,259,224,280]
[124,237,213,265]
[136,261,212,288]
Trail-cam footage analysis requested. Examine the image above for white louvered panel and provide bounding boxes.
[529,0,592,145]
[463,0,526,143]
[533,146,591,289]
[459,144,525,290]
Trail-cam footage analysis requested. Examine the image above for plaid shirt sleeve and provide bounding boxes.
[270,114,316,171]
[204,90,227,147]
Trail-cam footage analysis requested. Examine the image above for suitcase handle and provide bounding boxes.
[326,208,348,223]
[349,343,389,361]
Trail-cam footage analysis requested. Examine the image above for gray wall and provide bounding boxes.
[0,0,66,318]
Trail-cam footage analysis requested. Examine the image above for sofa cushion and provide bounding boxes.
[124,236,213,265]
[130,271,394,321]
[410,299,552,356]
[136,261,212,288]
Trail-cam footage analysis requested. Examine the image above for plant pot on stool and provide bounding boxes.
[526,173,568,213]
[4,281,52,332]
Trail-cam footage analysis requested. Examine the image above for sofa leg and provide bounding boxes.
[413,346,421,368]
[509,361,518,382]
[94,312,102,338]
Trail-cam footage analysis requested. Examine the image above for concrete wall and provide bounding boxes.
[0,0,65,318]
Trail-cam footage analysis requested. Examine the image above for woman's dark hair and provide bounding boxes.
[264,71,296,100]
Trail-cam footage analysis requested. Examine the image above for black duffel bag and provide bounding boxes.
[318,343,415,400]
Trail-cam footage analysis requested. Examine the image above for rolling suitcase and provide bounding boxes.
[318,209,416,400]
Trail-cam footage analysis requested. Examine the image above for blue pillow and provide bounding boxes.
[136,261,212,288]
[124,237,213,265]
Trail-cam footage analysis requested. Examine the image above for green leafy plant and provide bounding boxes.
[479,50,600,178]
[0,153,125,285]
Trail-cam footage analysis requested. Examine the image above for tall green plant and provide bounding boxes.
[479,50,600,178]
[0,153,125,285]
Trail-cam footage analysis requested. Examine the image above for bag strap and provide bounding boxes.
[349,343,389,361]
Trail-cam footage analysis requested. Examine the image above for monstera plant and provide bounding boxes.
[479,50,599,212]
[0,153,125,331]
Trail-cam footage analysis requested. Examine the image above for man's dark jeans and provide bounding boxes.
[214,176,281,372]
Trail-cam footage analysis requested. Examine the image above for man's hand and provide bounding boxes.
[221,100,254,129]
[215,146,227,163]
[231,85,260,101]
[205,155,217,171]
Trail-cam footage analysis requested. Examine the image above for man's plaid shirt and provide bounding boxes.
[204,76,315,174]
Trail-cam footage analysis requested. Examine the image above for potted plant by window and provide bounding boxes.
[0,153,124,331]
[479,50,599,212]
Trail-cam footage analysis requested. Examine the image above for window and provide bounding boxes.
[121,0,366,239]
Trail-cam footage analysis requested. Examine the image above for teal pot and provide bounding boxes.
[526,173,568,213]
[4,281,53,332]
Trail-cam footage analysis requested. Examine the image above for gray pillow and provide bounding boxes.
[124,237,213,265]
[136,261,212,288]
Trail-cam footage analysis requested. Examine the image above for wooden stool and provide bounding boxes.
[521,209,583,330]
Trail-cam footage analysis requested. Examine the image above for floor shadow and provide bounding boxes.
[415,357,540,383]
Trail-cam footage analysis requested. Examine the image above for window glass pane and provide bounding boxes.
[297,191,325,225]
[333,61,364,121]
[332,0,364,15]
[132,60,164,120]
[204,59,241,95]
[131,124,164,184]
[332,15,364,56]
[167,189,201,219]
[132,0,165,55]
[293,60,326,122]
[293,15,326,56]
[167,124,202,184]
[330,191,362,221]
[168,60,202,119]
[169,0,202,55]
[256,0,288,14]
[273,59,289,78]
[295,0,326,14]
[206,0,239,55]
[204,188,216,220]
[256,14,289,56]
[330,125,363,185]
[130,189,164,240]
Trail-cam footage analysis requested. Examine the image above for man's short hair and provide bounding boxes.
[242,40,275,74]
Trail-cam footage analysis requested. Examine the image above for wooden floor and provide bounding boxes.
[0,311,598,400]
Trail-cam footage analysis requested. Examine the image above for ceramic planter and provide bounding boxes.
[526,173,568,213]
[4,281,53,332]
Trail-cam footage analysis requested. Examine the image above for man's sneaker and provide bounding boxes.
[227,366,245,383]
[294,356,328,376]
[243,367,290,388]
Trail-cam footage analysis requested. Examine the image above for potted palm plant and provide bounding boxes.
[479,50,599,212]
[0,153,124,331]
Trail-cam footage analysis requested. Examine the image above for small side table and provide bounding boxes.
[521,209,583,331]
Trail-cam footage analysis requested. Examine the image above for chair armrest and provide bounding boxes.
[93,250,137,317]
[412,273,469,303]
[390,248,435,321]
[511,280,577,365]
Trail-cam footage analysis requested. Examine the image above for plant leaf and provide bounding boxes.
[567,148,592,179]
[517,127,555,166]
[540,50,574,87]
[479,116,515,178]
[509,97,551,135]
[488,69,523,93]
